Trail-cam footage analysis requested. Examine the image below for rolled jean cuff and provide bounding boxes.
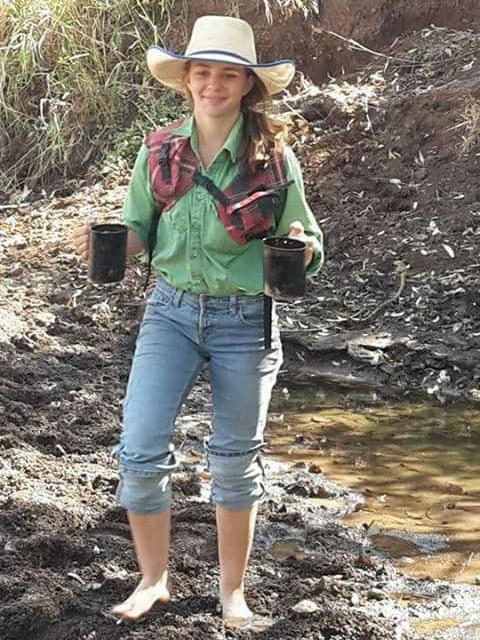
[113,443,180,475]
[206,445,266,510]
[115,450,178,514]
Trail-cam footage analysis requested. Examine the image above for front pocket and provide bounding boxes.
[148,287,173,309]
[237,298,265,327]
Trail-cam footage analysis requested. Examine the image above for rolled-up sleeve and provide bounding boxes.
[122,144,156,252]
[276,145,324,277]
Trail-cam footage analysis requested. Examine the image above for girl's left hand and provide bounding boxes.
[288,221,315,267]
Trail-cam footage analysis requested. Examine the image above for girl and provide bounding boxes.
[74,14,323,624]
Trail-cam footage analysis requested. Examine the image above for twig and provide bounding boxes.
[312,26,418,65]
[67,572,86,585]
[351,263,408,323]
[281,327,322,335]
[456,551,475,579]
[0,203,31,211]
[313,26,480,69]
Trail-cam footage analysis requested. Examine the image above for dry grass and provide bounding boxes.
[260,0,318,21]
[0,0,177,192]
[225,0,318,22]
[458,97,480,154]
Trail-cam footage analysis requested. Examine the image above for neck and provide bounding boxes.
[194,110,241,155]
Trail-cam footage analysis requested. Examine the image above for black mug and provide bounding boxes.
[263,236,306,300]
[88,223,128,284]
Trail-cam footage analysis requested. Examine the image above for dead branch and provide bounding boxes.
[350,262,408,323]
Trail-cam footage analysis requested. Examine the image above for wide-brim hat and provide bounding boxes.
[146,15,295,96]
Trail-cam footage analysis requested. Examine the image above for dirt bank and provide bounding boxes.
[172,0,480,85]
[279,24,480,403]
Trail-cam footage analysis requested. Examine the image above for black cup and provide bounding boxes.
[88,223,128,284]
[263,236,306,300]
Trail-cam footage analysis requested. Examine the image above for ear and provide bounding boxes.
[243,72,255,96]
[183,63,192,91]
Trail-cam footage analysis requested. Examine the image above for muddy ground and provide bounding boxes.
[1,13,480,640]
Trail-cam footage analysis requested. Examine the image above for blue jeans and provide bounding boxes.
[115,278,283,513]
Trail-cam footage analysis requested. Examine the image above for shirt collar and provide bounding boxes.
[171,113,245,163]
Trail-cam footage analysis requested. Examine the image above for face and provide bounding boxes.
[185,61,255,119]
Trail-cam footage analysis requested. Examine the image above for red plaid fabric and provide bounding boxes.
[145,120,288,244]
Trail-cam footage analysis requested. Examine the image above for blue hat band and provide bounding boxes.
[188,50,255,65]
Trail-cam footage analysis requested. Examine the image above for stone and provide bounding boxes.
[292,599,320,614]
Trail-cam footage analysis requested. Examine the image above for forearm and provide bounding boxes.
[127,228,146,257]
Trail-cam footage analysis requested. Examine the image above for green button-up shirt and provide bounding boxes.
[123,114,323,295]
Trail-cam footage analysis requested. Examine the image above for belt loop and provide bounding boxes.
[229,295,238,316]
[173,289,184,307]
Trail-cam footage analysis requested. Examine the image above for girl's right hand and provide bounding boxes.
[72,218,96,260]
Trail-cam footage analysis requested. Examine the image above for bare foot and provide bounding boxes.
[112,578,170,621]
[221,588,252,626]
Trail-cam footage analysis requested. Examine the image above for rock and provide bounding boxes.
[269,538,306,562]
[33,311,56,326]
[293,461,309,470]
[311,484,334,498]
[292,599,320,614]
[285,482,311,497]
[181,553,198,569]
[358,552,378,568]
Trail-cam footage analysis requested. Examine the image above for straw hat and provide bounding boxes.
[146,15,295,96]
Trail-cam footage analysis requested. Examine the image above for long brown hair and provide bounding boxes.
[182,62,290,175]
[240,72,290,175]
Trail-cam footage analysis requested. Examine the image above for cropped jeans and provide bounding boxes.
[114,277,282,514]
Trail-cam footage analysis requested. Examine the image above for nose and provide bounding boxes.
[207,73,222,88]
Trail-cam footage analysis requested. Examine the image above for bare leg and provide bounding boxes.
[216,504,258,620]
[112,509,171,621]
